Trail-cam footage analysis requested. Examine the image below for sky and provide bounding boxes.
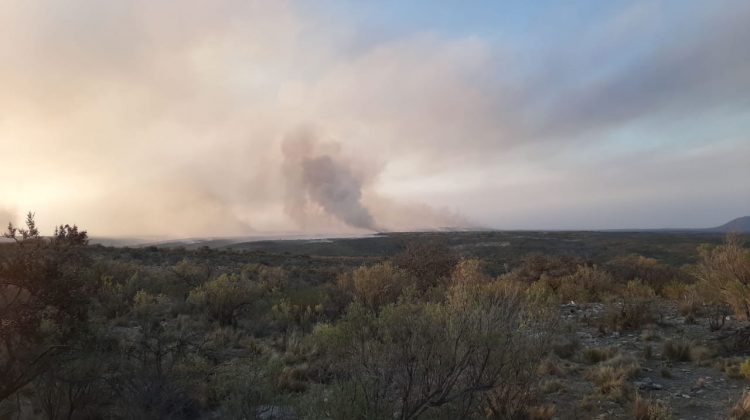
[1,0,749,237]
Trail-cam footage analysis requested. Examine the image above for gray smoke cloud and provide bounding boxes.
[282,127,379,231]
[301,156,377,230]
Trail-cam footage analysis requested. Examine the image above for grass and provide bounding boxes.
[634,392,673,420]
[731,391,750,420]
[662,339,692,362]
[583,346,618,364]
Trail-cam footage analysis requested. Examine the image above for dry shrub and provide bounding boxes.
[740,358,750,379]
[540,379,566,394]
[551,334,580,359]
[692,236,750,320]
[640,328,660,342]
[450,258,491,286]
[662,339,692,362]
[315,280,555,419]
[731,391,750,420]
[690,344,714,363]
[583,347,618,364]
[634,392,673,420]
[537,357,563,376]
[607,254,688,294]
[715,358,745,379]
[586,366,631,397]
[392,240,457,290]
[602,279,659,332]
[586,355,640,400]
[337,262,413,310]
[556,265,614,303]
[526,404,556,420]
[508,254,585,285]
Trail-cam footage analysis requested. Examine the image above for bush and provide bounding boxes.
[662,339,692,362]
[187,274,260,326]
[336,262,413,310]
[634,392,672,420]
[693,236,750,320]
[450,258,491,286]
[606,254,688,294]
[740,358,750,379]
[602,280,658,332]
[731,391,750,420]
[312,281,554,418]
[557,265,614,303]
[583,347,618,364]
[392,241,457,291]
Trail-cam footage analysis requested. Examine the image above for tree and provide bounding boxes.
[0,213,91,403]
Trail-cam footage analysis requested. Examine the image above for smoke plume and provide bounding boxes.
[282,127,379,231]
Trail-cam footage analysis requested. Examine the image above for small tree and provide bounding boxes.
[0,213,91,403]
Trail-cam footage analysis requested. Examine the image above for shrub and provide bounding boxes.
[731,391,750,420]
[450,258,491,286]
[313,281,554,418]
[693,236,750,320]
[606,254,688,294]
[740,358,750,379]
[715,358,745,379]
[583,347,618,364]
[337,262,413,311]
[551,334,580,359]
[392,240,457,291]
[662,339,692,362]
[586,366,631,397]
[187,274,259,326]
[634,392,673,420]
[557,265,614,303]
[212,357,282,419]
[540,379,566,394]
[510,254,584,285]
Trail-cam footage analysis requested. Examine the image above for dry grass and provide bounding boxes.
[583,346,618,364]
[551,334,580,359]
[731,391,750,420]
[539,379,566,394]
[537,357,564,376]
[715,358,745,379]
[527,404,556,420]
[634,392,673,420]
[662,339,692,362]
[583,352,642,405]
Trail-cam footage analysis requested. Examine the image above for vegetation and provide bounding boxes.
[1,213,749,418]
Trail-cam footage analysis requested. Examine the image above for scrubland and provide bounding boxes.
[2,214,750,419]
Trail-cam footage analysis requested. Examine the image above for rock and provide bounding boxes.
[635,378,663,391]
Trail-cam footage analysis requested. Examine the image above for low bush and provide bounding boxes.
[634,392,673,420]
[731,391,750,420]
[662,339,692,362]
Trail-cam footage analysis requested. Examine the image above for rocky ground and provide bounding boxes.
[539,302,750,419]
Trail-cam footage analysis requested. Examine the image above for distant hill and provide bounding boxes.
[706,216,750,233]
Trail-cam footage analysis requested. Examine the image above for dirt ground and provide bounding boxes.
[542,302,749,419]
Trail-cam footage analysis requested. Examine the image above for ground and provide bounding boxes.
[544,302,749,419]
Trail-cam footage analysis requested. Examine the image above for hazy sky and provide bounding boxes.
[1,0,749,236]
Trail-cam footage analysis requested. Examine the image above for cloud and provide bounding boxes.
[0,0,747,235]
